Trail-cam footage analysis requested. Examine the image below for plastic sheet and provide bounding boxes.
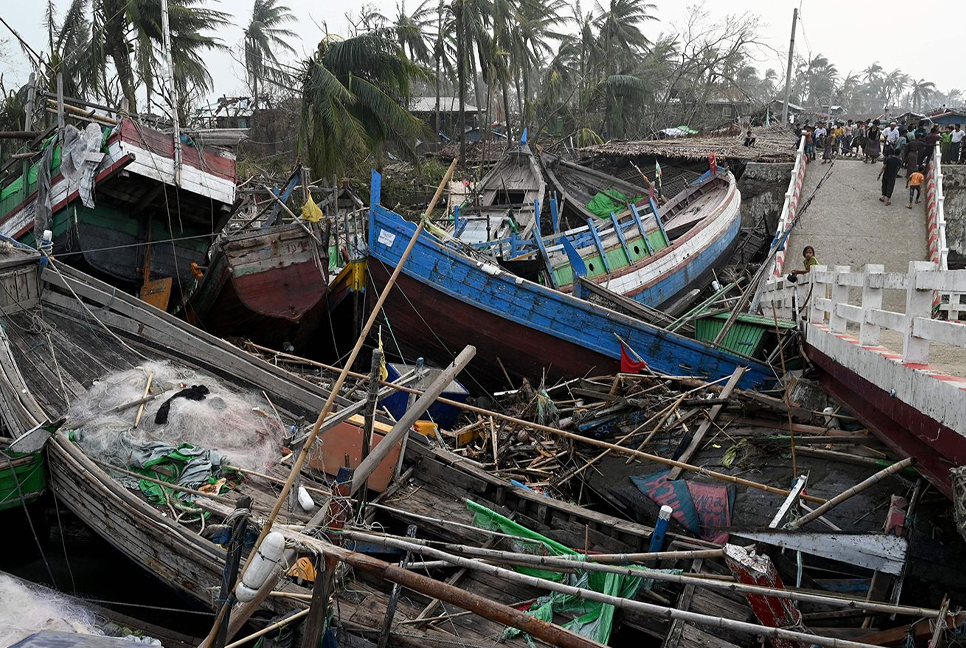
[468,500,644,645]
[66,361,285,473]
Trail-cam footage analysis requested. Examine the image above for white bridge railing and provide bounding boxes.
[750,135,807,312]
[760,261,966,365]
[926,145,954,316]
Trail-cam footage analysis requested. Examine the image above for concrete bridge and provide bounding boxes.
[756,142,966,498]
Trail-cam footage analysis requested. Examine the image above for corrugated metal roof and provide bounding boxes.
[410,96,479,113]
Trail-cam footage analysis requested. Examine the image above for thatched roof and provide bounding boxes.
[580,124,800,163]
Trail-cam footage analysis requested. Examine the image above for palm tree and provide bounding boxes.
[244,0,297,109]
[41,0,103,102]
[298,30,428,178]
[394,0,436,65]
[910,78,936,112]
[96,0,228,113]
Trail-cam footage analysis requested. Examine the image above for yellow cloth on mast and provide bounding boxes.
[301,195,324,223]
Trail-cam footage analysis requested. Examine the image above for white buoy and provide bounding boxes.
[235,531,285,602]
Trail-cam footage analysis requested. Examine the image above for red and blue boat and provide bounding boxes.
[367,171,776,390]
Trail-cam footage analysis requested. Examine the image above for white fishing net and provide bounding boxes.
[0,572,99,644]
[66,361,285,472]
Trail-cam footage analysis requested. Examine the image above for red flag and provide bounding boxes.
[709,152,718,175]
[620,341,648,373]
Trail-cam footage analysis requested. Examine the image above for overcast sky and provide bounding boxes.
[1,0,960,103]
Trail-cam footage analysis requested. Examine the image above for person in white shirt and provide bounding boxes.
[884,122,900,147]
[951,124,965,164]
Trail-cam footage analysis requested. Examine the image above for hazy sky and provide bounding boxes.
[1,0,960,102]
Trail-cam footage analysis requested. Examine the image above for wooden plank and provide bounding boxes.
[667,367,745,479]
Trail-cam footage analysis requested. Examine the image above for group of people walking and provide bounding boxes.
[797,117,963,207]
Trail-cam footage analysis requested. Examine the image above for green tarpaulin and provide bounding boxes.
[585,190,643,219]
[467,500,646,645]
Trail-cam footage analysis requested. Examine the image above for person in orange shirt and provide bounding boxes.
[907,166,925,209]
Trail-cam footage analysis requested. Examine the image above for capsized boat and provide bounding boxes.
[0,118,236,309]
[367,171,775,391]
[182,221,329,352]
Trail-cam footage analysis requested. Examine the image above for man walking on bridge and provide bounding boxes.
[877,149,902,206]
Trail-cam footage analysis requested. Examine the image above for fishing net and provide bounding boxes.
[585,190,643,219]
[0,572,99,644]
[65,362,285,503]
[467,500,645,646]
[952,467,966,544]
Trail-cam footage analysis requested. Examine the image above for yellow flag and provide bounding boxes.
[301,195,324,223]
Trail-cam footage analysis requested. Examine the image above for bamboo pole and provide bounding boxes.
[134,372,154,428]
[224,609,310,648]
[199,158,459,648]
[786,457,915,529]
[291,533,891,648]
[243,343,827,503]
[341,530,942,619]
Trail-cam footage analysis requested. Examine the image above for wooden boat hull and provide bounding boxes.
[805,325,966,498]
[0,119,235,290]
[184,223,328,351]
[549,171,742,310]
[367,192,776,391]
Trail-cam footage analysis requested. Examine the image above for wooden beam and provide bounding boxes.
[350,345,476,495]
[668,367,745,479]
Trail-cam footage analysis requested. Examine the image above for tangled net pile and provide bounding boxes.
[0,572,98,644]
[66,361,285,472]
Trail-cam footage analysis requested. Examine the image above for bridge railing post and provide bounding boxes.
[949,293,962,322]
[859,264,884,346]
[903,260,938,364]
[828,265,850,334]
[808,264,827,324]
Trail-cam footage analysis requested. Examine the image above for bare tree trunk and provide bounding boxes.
[502,77,514,143]
[456,0,467,167]
[434,0,443,138]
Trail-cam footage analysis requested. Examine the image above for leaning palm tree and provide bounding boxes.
[245,0,297,109]
[96,0,228,113]
[910,79,936,112]
[298,30,429,178]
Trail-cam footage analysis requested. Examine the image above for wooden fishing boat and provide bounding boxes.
[0,248,950,648]
[182,221,329,352]
[541,153,650,227]
[0,118,236,308]
[0,248,657,648]
[451,134,545,243]
[367,172,776,391]
[537,158,742,310]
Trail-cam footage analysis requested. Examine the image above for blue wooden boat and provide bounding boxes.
[367,171,777,391]
[479,160,740,312]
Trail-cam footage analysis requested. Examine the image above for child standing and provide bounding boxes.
[907,166,924,209]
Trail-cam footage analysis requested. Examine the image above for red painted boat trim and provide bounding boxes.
[230,259,327,321]
[0,130,125,224]
[3,154,135,239]
[805,343,963,498]
[369,257,618,388]
[120,120,236,182]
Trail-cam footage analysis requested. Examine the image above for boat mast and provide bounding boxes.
[781,8,797,126]
[161,0,182,187]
